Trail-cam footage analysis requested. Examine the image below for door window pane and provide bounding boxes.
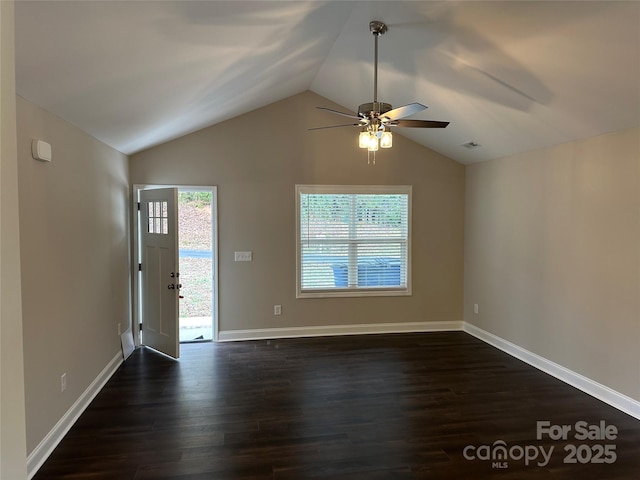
[147,200,169,235]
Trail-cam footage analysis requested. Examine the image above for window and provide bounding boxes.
[296,185,411,298]
[147,201,168,234]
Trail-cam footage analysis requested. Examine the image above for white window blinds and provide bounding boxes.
[296,185,411,298]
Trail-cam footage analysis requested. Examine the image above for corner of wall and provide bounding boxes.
[1,1,29,479]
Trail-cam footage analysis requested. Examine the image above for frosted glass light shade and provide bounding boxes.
[367,134,379,151]
[380,131,393,148]
[359,131,369,148]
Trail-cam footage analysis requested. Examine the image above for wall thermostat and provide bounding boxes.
[32,139,52,162]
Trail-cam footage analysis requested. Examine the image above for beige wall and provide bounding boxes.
[17,97,131,454]
[130,91,465,333]
[464,127,640,400]
[1,1,28,478]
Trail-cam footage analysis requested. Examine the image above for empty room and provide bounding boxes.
[1,1,639,479]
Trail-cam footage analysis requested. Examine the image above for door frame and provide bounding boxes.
[132,184,219,346]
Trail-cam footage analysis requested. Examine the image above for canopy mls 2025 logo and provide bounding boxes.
[463,420,618,469]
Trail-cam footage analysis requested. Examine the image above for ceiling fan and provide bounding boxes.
[311,21,449,156]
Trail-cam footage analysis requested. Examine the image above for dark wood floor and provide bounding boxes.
[33,332,640,479]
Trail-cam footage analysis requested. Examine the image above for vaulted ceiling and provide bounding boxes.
[15,1,640,164]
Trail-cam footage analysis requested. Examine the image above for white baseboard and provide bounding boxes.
[218,321,463,342]
[464,322,640,420]
[27,351,123,479]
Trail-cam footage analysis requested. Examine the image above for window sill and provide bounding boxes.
[297,288,411,299]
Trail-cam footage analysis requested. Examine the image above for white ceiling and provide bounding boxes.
[15,1,640,164]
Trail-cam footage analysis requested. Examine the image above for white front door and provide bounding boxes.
[139,188,180,359]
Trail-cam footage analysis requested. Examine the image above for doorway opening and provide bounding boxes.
[133,184,218,352]
[178,189,214,342]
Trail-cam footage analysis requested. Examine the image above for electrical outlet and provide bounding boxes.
[61,373,67,393]
[474,304,479,315]
[274,305,282,316]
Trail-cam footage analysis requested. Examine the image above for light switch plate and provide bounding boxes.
[235,251,252,262]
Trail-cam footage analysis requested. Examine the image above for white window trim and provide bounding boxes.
[295,184,412,299]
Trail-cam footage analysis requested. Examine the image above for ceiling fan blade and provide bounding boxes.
[391,119,450,128]
[308,123,363,131]
[382,103,427,121]
[316,107,362,120]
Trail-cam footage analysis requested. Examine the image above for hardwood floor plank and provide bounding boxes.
[32,332,640,479]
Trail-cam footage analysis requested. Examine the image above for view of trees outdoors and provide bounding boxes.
[178,192,213,341]
[299,193,408,290]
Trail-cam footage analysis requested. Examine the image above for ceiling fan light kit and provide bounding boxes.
[311,20,449,163]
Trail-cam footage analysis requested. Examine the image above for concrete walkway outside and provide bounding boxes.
[179,316,213,342]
